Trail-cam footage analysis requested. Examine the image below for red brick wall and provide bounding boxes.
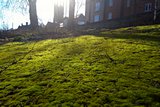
[122,0,135,17]
[122,0,155,17]
[86,0,105,23]
[103,0,155,20]
[86,0,156,23]
[104,0,122,20]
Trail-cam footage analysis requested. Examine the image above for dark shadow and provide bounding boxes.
[82,27,160,45]
[99,33,160,43]
[1,24,160,46]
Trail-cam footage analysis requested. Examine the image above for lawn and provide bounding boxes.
[0,25,160,107]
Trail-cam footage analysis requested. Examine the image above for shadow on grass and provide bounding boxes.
[1,24,160,46]
[101,33,160,42]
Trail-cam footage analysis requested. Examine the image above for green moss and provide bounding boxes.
[0,24,160,106]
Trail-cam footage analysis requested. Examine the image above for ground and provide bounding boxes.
[0,24,160,107]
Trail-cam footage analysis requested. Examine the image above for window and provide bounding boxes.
[94,15,100,22]
[95,2,101,11]
[109,0,113,7]
[108,12,112,20]
[127,0,131,7]
[144,3,152,12]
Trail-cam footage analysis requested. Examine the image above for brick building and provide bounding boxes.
[86,0,160,23]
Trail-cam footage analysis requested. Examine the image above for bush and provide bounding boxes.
[13,36,23,42]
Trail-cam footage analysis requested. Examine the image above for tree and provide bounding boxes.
[28,0,38,29]
[68,0,75,27]
[2,21,9,30]
[0,0,38,29]
[54,4,64,23]
[69,0,75,20]
[75,0,85,18]
[149,0,160,22]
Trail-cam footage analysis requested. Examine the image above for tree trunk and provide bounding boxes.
[154,0,158,21]
[28,0,38,29]
[68,0,75,27]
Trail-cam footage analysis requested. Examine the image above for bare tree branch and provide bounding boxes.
[75,0,85,18]
[0,0,38,29]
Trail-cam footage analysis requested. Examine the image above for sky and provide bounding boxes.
[0,0,85,29]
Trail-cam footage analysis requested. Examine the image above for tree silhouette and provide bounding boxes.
[1,0,38,29]
[69,0,75,27]
[28,0,38,29]
[75,0,85,18]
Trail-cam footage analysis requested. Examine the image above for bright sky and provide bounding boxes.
[0,0,85,29]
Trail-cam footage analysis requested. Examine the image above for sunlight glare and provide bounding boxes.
[37,0,69,24]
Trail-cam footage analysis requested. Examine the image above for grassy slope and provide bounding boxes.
[0,25,160,107]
